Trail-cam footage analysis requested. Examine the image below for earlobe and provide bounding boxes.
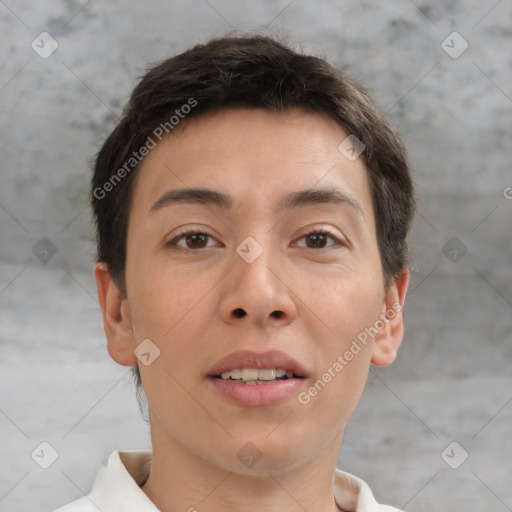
[371,267,410,367]
[94,262,138,366]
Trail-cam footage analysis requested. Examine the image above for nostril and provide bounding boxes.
[271,310,283,319]
[233,308,246,318]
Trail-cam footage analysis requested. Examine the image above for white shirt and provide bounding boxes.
[53,450,404,512]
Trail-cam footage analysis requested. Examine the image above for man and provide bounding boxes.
[56,33,414,511]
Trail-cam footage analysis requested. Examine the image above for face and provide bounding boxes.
[97,107,407,475]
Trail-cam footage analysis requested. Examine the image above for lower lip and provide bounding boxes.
[209,377,306,407]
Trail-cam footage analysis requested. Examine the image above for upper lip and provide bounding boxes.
[208,349,309,378]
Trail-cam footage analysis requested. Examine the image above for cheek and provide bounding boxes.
[301,272,382,402]
[128,268,216,376]
[306,270,383,342]
[126,251,201,336]
[298,312,374,431]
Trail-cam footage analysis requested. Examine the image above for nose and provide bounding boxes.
[218,238,297,329]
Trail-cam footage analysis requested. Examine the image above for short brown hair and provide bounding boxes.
[91,33,415,397]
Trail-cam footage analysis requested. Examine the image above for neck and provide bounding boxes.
[141,425,345,512]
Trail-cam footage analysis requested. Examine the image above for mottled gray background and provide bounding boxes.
[1,1,511,511]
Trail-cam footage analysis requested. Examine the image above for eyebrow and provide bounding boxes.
[148,186,363,216]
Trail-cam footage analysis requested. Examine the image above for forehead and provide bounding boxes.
[129,107,375,226]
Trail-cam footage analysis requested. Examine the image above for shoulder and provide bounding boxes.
[50,450,156,512]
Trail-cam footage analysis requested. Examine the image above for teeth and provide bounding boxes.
[229,369,242,379]
[241,369,259,381]
[235,379,284,385]
[219,368,295,381]
[258,369,275,381]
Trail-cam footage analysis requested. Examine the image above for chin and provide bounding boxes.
[222,438,308,476]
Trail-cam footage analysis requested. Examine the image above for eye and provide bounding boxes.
[294,228,344,250]
[165,227,345,252]
[166,229,219,251]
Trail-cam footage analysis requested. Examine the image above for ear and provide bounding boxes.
[94,262,137,366]
[371,267,410,367]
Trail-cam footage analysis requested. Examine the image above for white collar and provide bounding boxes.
[74,450,395,512]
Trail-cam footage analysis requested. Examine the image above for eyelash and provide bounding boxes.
[165,227,345,252]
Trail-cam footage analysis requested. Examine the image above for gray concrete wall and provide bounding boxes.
[1,1,511,510]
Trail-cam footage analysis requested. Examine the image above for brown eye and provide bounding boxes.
[183,233,209,249]
[295,229,342,250]
[305,232,329,249]
[166,230,217,251]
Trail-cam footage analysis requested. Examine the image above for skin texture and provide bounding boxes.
[94,107,409,512]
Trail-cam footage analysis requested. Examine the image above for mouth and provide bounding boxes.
[208,349,309,381]
[212,368,305,385]
[207,350,308,406]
